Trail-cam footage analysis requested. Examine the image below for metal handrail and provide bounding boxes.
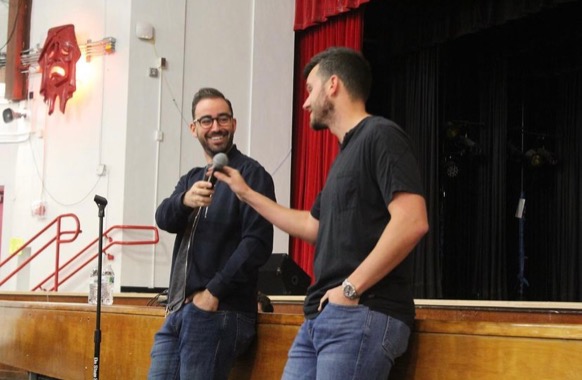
[32,224,159,291]
[0,213,82,288]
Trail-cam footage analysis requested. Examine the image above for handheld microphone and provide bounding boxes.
[206,153,229,186]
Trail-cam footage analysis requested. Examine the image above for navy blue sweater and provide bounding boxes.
[156,146,275,313]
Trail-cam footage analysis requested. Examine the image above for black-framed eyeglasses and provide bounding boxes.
[194,113,233,129]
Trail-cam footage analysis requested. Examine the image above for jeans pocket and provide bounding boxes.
[382,317,411,359]
[188,300,221,317]
[325,301,364,311]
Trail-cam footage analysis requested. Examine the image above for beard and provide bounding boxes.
[199,130,234,157]
[310,96,334,131]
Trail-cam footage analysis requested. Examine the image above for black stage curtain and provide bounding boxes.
[551,72,582,300]
[364,0,582,301]
[388,47,444,299]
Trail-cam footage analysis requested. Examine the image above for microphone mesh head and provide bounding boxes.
[212,153,229,170]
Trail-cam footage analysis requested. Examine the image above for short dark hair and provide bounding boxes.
[191,87,234,119]
[303,47,372,102]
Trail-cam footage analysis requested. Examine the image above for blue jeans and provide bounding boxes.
[148,302,256,380]
[282,303,410,380]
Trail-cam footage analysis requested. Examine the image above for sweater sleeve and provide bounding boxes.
[155,169,198,233]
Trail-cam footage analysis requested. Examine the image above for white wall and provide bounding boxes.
[0,0,295,292]
[0,0,132,292]
[0,1,7,51]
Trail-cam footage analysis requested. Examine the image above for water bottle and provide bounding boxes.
[87,262,115,305]
[102,263,115,305]
[88,266,99,304]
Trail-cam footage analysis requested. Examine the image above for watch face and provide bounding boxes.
[343,283,356,299]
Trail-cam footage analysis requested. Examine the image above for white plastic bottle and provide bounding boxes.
[102,263,115,305]
[87,262,115,305]
[88,266,99,304]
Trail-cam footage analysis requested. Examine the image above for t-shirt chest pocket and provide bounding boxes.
[330,174,358,212]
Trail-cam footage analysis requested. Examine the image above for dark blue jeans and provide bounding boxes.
[282,303,411,380]
[148,302,256,380]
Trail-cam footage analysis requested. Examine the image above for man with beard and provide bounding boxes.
[148,87,275,380]
[214,47,429,379]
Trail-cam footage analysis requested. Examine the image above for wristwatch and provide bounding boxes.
[342,279,359,300]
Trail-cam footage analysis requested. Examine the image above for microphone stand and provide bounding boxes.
[93,195,108,380]
[516,100,529,300]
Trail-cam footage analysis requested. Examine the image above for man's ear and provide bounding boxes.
[328,74,340,96]
[189,122,197,136]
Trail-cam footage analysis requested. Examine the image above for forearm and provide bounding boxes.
[349,194,429,294]
[241,188,317,244]
[215,166,318,244]
[156,171,199,232]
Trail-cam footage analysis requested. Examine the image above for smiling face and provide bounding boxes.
[190,97,237,159]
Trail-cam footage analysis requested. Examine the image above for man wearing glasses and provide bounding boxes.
[148,88,276,380]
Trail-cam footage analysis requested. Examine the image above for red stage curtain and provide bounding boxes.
[290,9,365,280]
[294,0,370,31]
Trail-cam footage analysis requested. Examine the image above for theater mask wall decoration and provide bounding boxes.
[38,24,81,115]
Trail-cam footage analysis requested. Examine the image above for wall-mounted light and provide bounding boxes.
[20,37,116,71]
[2,108,27,123]
[83,37,117,62]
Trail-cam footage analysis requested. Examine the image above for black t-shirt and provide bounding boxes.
[305,116,424,328]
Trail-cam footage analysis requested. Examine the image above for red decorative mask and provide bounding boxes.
[38,24,81,115]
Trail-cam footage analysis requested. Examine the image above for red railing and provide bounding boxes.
[32,224,159,291]
[0,214,159,291]
[0,213,82,288]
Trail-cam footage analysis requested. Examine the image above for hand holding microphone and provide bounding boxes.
[183,153,229,209]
